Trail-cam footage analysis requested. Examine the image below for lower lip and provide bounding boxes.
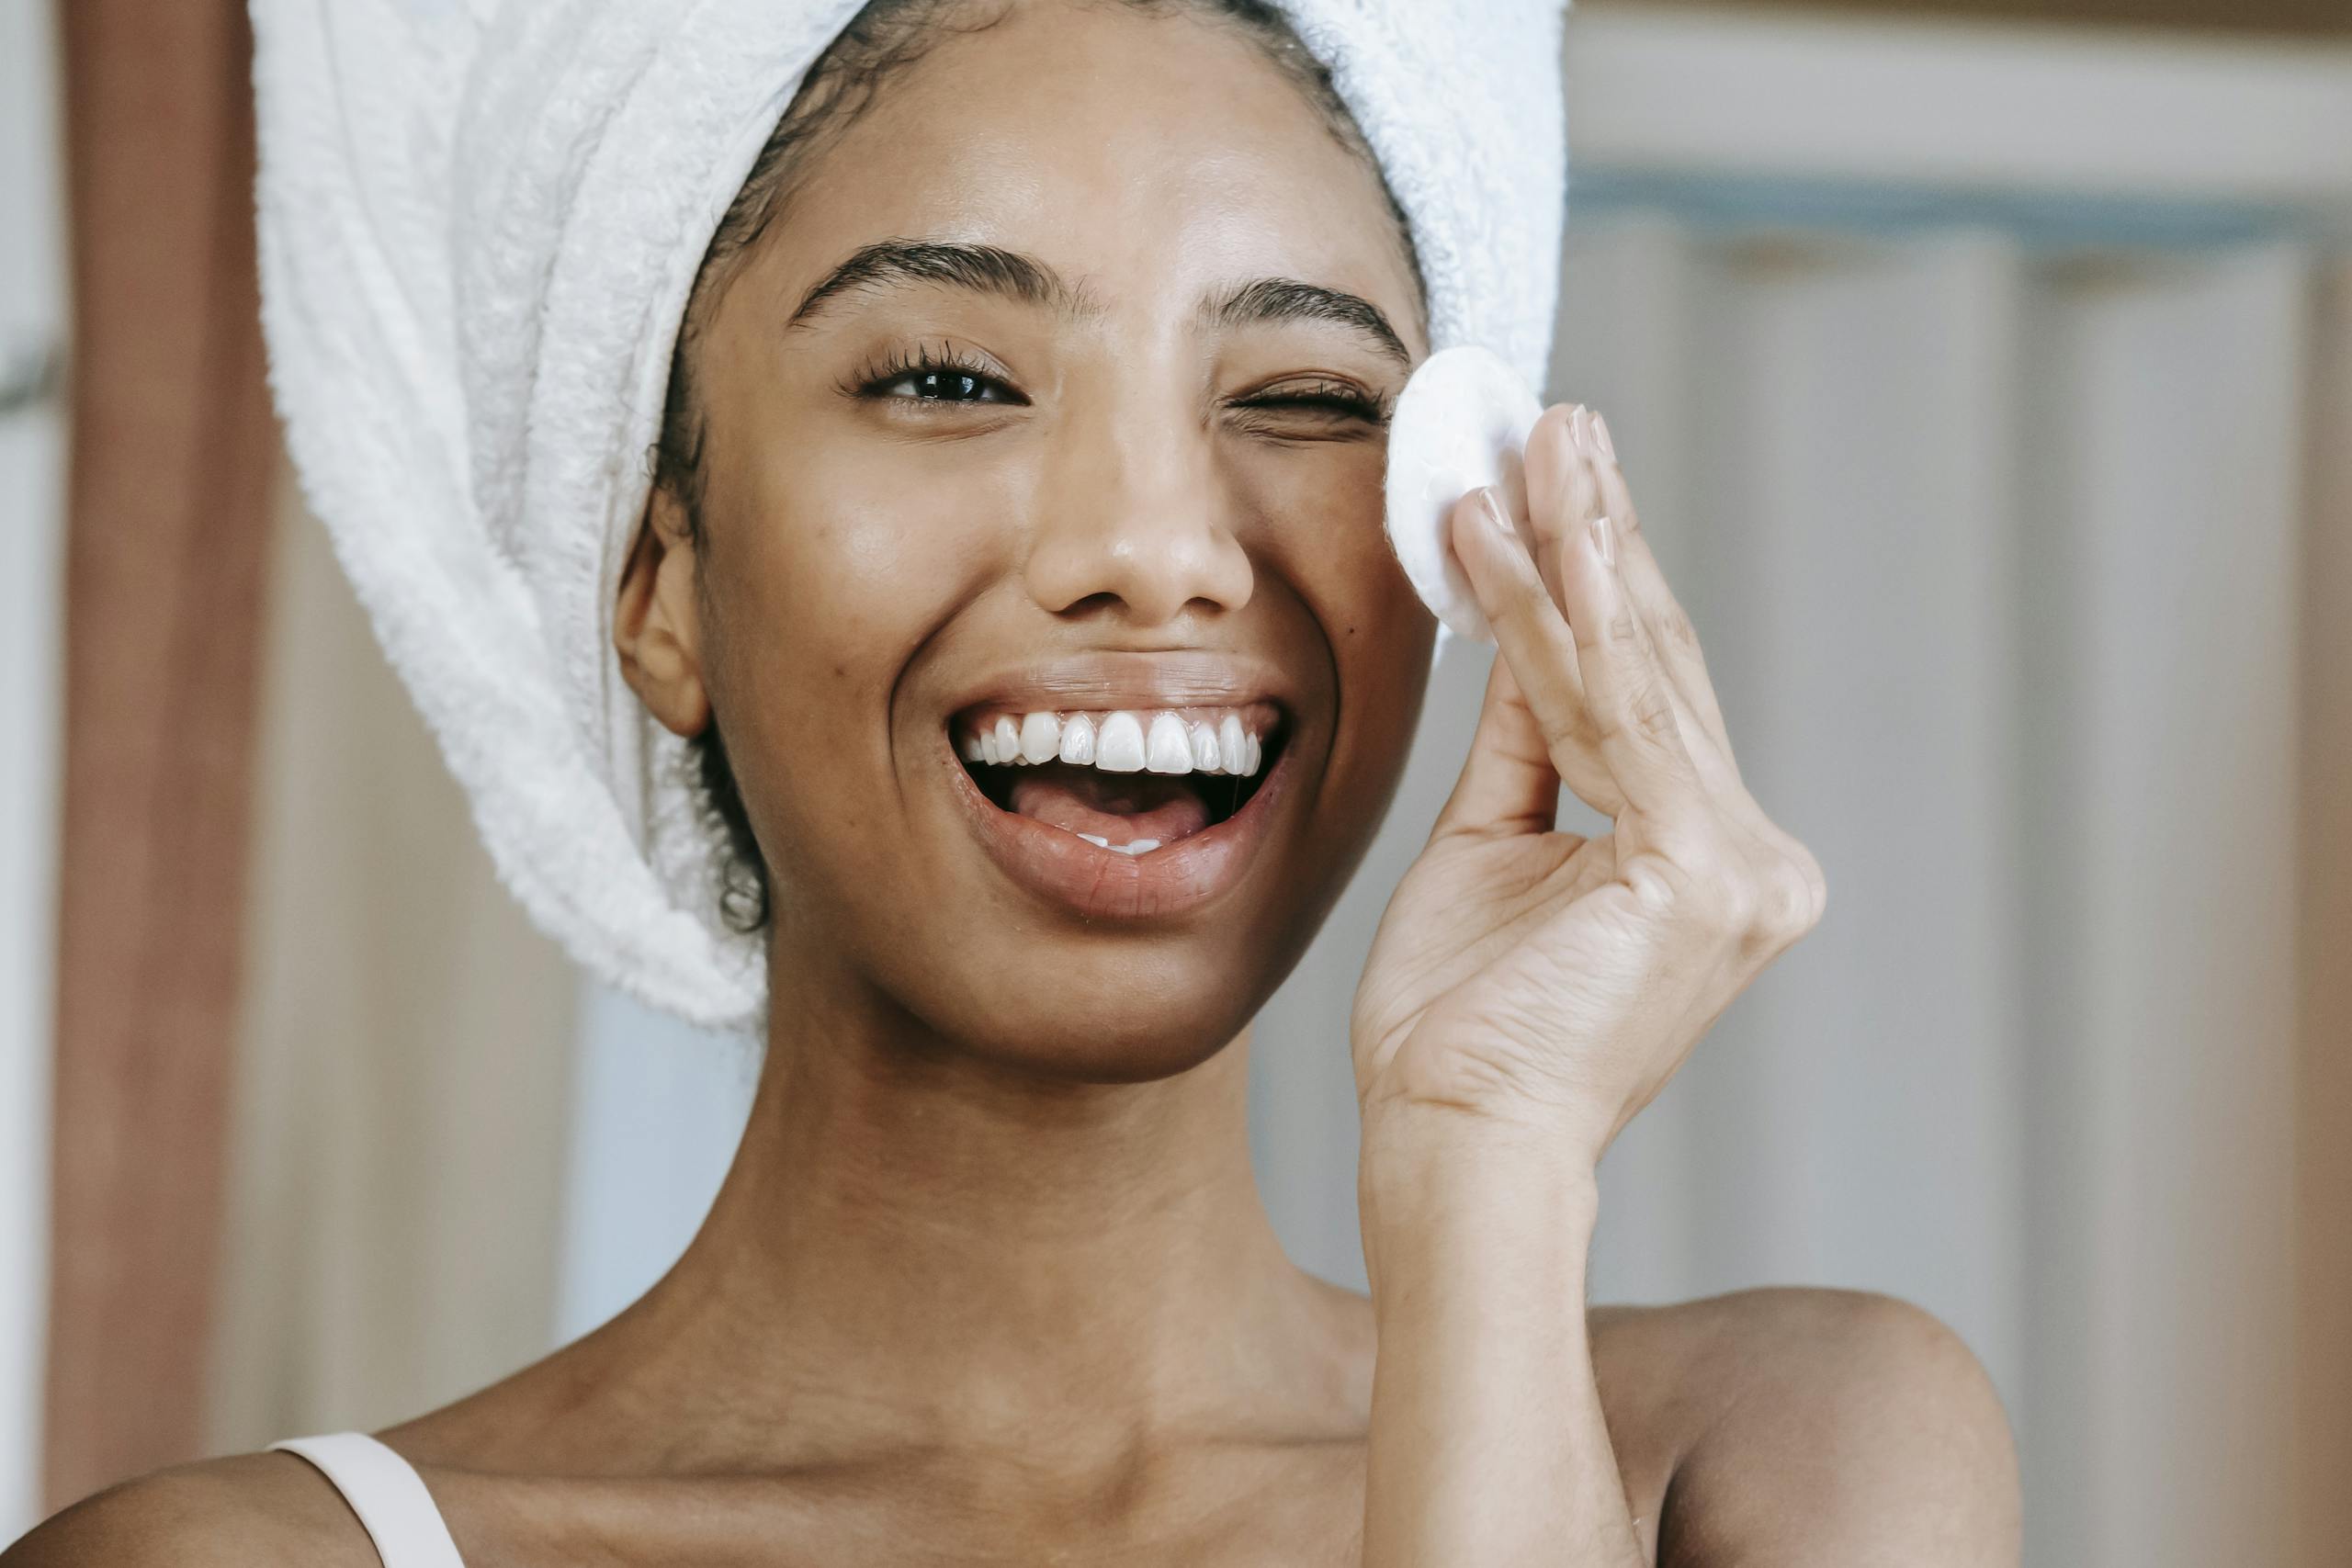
[944,736,1294,920]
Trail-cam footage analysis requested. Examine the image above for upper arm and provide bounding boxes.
[1643,1288,2022,1568]
[2,1453,377,1568]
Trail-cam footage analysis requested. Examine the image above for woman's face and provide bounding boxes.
[630,0,1434,1081]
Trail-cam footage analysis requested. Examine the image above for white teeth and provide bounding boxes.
[1019,711,1061,764]
[1095,711,1147,773]
[963,706,1271,775]
[1057,712,1096,765]
[1077,832,1109,847]
[1145,712,1193,773]
[1187,721,1220,773]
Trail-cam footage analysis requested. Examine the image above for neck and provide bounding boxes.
[579,938,1371,1473]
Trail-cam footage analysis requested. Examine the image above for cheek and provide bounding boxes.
[1235,438,1431,699]
[733,434,1007,631]
[1230,441,1433,829]
[697,436,1011,887]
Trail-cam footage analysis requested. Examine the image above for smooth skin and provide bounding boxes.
[7,2,2019,1562]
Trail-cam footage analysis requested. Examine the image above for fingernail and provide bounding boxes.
[1590,410,1617,461]
[1567,404,1593,456]
[1589,513,1615,569]
[1477,486,1513,537]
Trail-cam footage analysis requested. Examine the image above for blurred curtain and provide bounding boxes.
[33,0,580,1491]
[41,0,278,1511]
[200,473,580,1451]
[1248,215,2336,1568]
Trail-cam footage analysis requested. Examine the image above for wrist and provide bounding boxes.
[1359,1095,1602,1208]
[1357,1102,1600,1294]
[1360,1039,1618,1171]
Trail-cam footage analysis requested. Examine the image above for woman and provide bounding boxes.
[10,0,2019,1562]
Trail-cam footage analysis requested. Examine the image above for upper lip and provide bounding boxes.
[941,649,1297,726]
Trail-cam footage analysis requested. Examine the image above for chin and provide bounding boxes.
[957,1007,1255,1087]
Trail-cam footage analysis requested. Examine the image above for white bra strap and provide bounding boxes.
[270,1432,467,1568]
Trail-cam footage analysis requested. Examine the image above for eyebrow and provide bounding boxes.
[784,237,1412,371]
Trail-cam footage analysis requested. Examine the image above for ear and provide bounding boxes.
[614,483,713,739]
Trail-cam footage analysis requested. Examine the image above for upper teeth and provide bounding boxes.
[960,708,1269,776]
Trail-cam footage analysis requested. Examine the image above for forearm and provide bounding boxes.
[1358,1111,1644,1568]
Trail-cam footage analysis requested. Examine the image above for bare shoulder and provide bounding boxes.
[1591,1286,2021,1567]
[1,1451,377,1568]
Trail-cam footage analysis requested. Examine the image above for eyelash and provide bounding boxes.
[848,344,1390,423]
[849,343,1016,405]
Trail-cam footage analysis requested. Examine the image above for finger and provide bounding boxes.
[1555,502,1707,822]
[1427,642,1558,840]
[1448,486,1629,818]
[1608,510,1733,750]
[1587,415,1737,771]
[1548,405,1712,772]
[1521,404,1603,614]
[1548,410,1721,797]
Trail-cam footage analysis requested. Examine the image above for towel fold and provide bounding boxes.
[250,0,1570,1033]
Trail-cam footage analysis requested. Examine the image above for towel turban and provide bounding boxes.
[249,0,1570,1034]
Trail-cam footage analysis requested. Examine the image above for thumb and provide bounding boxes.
[1429,625,1562,840]
[1430,485,1611,840]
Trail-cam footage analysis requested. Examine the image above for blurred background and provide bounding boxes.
[3,0,2346,1562]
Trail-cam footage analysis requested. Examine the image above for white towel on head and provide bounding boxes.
[250,0,1570,1036]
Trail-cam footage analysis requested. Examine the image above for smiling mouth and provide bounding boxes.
[953,703,1286,855]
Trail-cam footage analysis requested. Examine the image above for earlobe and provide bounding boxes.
[614,489,713,739]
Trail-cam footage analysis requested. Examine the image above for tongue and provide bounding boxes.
[1006,764,1213,845]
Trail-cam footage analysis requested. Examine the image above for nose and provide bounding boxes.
[1021,412,1254,629]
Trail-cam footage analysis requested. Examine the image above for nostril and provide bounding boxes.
[1023,507,1256,626]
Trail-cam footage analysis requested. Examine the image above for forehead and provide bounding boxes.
[765,2,1419,329]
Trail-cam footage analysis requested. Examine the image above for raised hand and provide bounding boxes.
[1351,403,1826,1166]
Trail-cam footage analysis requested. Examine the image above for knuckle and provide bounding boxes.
[1496,552,1546,612]
[1657,831,1752,938]
[1625,681,1681,752]
[1759,861,1816,941]
[1775,835,1829,925]
[1660,604,1703,659]
[1729,840,1827,957]
[1623,849,1690,916]
[1494,583,1550,640]
[1715,869,1761,938]
[1537,706,1594,761]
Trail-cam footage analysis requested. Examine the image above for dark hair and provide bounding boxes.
[651,0,1429,934]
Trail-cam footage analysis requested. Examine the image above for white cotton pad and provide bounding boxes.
[1383,344,1547,644]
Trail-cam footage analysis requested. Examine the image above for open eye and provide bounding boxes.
[851,343,1023,405]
